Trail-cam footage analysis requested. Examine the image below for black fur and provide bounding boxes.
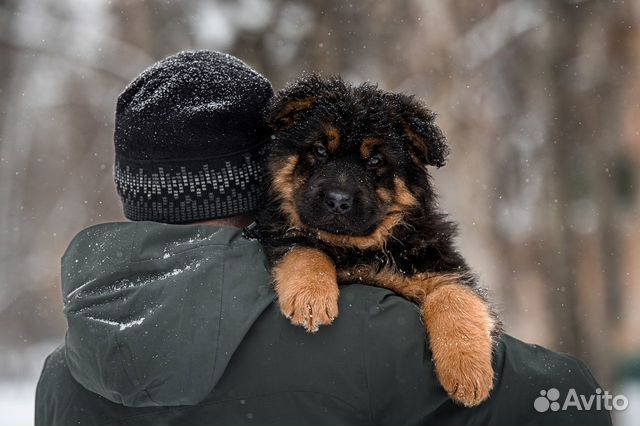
[254,75,500,333]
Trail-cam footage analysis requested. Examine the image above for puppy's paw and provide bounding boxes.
[434,344,494,407]
[278,279,339,332]
[422,284,495,407]
[272,247,339,333]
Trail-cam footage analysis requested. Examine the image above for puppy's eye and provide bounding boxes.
[314,145,328,158]
[367,156,383,167]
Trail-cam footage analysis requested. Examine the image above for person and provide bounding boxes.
[35,50,612,426]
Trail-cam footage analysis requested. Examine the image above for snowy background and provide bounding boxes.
[1,0,640,424]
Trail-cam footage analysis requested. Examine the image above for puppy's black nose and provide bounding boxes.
[323,190,352,214]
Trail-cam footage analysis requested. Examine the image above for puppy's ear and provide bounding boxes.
[266,75,326,131]
[392,94,449,168]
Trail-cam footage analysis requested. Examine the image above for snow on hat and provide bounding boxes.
[114,50,273,223]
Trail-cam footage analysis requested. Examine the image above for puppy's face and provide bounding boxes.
[265,76,448,249]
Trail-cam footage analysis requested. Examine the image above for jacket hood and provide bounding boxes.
[61,221,274,407]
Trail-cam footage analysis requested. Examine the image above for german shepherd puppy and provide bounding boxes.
[252,75,500,407]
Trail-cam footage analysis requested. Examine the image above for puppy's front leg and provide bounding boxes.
[362,269,495,407]
[272,247,339,333]
[422,283,495,407]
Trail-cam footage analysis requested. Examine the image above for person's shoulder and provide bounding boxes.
[35,345,80,426]
[336,284,431,367]
[340,283,422,321]
[337,285,451,425]
[337,287,612,426]
[499,333,604,391]
[35,345,128,426]
[338,284,431,350]
[480,334,613,425]
[37,345,70,392]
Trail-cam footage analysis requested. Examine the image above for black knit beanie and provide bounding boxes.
[114,50,273,223]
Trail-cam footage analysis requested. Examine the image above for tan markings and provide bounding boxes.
[376,187,392,204]
[274,97,315,127]
[270,155,304,227]
[359,137,380,158]
[324,124,341,153]
[402,119,428,153]
[337,266,462,302]
[422,284,494,407]
[316,177,418,250]
[393,176,418,207]
[402,119,428,164]
[273,247,339,333]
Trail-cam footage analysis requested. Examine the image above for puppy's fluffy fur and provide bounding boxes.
[253,75,501,407]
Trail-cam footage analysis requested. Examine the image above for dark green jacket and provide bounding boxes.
[36,222,612,426]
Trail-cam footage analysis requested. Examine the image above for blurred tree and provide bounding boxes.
[540,0,633,384]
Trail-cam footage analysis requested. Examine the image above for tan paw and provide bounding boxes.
[422,284,496,407]
[272,247,339,333]
[278,280,339,333]
[435,347,494,407]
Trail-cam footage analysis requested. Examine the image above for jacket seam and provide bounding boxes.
[113,226,143,404]
[38,351,81,425]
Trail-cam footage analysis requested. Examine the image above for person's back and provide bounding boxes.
[36,221,610,426]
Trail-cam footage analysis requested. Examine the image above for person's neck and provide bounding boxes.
[196,214,255,229]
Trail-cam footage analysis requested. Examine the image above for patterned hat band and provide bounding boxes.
[114,152,264,223]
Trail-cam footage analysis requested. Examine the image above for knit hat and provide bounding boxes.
[114,50,273,223]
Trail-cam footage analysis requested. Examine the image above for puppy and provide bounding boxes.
[252,75,500,407]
